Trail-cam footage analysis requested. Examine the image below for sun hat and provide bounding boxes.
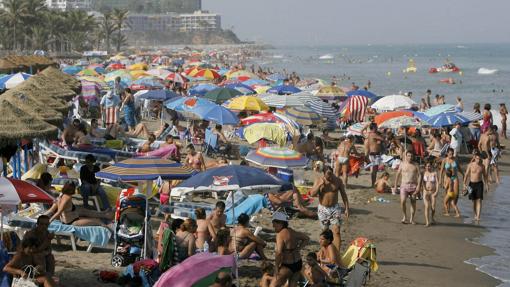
[272,211,289,222]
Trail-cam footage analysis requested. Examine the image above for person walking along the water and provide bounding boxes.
[421,161,439,226]
[464,152,489,221]
[440,148,464,217]
[394,151,421,224]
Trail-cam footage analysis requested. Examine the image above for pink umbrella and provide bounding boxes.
[154,253,235,287]
[0,177,55,206]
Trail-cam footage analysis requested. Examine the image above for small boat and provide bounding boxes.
[439,78,456,84]
[272,55,284,59]
[477,68,498,75]
[319,54,334,60]
[403,58,417,73]
[429,61,461,73]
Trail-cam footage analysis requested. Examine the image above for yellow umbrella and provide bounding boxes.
[130,70,150,79]
[128,63,148,71]
[227,96,269,111]
[243,123,288,146]
[110,53,126,61]
[317,85,345,96]
[255,86,271,94]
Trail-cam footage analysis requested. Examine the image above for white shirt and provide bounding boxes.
[449,128,462,149]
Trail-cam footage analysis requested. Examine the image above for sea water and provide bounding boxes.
[459,178,510,286]
[253,43,510,109]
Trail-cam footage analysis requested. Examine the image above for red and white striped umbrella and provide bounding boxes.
[166,72,187,84]
[0,177,55,207]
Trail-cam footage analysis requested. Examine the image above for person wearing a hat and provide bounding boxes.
[79,154,110,211]
[271,211,309,287]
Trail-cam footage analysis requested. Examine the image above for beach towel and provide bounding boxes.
[341,237,378,272]
[137,145,179,160]
[105,107,118,125]
[159,229,178,272]
[225,194,267,225]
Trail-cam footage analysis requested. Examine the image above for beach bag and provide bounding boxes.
[11,266,38,287]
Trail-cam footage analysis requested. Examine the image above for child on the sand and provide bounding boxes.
[259,261,274,287]
[303,252,328,287]
[374,172,391,193]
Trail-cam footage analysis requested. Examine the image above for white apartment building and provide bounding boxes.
[176,10,221,32]
[45,0,91,11]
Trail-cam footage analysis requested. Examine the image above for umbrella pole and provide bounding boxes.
[1,211,3,242]
[231,190,240,287]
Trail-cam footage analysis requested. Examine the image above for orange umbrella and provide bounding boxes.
[193,69,221,80]
[374,111,413,125]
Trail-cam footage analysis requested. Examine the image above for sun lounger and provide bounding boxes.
[5,217,111,252]
[39,142,112,166]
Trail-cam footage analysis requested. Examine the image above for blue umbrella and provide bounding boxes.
[189,83,218,96]
[94,66,106,74]
[224,83,256,95]
[133,78,164,89]
[165,96,215,112]
[267,73,286,81]
[95,157,196,181]
[242,79,269,86]
[0,73,31,90]
[426,112,470,127]
[172,165,289,194]
[172,59,185,66]
[192,104,239,125]
[424,104,456,117]
[135,89,180,101]
[346,90,378,100]
[267,85,302,95]
[62,66,83,75]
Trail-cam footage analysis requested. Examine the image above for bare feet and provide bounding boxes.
[410,221,416,225]
[443,213,450,217]
[454,213,461,218]
[401,218,408,224]
[425,223,430,227]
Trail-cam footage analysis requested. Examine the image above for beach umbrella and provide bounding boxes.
[246,147,309,168]
[374,111,414,125]
[459,111,483,122]
[240,111,280,125]
[132,77,164,89]
[267,85,301,95]
[307,100,339,118]
[172,165,287,194]
[191,104,239,125]
[77,68,100,77]
[285,106,321,126]
[291,91,319,103]
[346,122,369,137]
[316,86,345,100]
[184,66,201,76]
[166,72,187,84]
[227,96,269,111]
[189,83,218,96]
[346,90,378,101]
[371,95,417,112]
[95,157,195,181]
[0,73,31,90]
[227,70,259,81]
[146,68,171,79]
[128,63,148,71]
[255,85,271,94]
[107,63,125,70]
[0,99,58,144]
[379,116,424,129]
[425,112,470,127]
[242,78,269,87]
[154,253,235,287]
[165,96,215,112]
[267,73,286,82]
[192,69,221,80]
[242,122,294,146]
[204,88,242,104]
[424,104,456,117]
[224,83,256,95]
[104,70,132,84]
[0,177,55,207]
[130,70,150,79]
[62,66,82,75]
[134,89,180,101]
[260,94,306,108]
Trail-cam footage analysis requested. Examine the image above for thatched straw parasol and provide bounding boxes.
[12,83,70,113]
[2,91,64,126]
[0,99,58,144]
[39,67,81,92]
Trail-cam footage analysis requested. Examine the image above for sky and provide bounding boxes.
[202,0,510,45]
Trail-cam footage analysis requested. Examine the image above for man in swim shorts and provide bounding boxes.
[394,151,421,224]
[464,152,489,221]
[366,123,385,187]
[310,166,350,251]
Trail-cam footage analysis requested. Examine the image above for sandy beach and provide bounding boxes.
[50,125,508,287]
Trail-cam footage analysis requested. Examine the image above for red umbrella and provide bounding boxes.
[0,177,55,206]
[108,63,125,70]
[166,72,188,84]
[241,111,279,125]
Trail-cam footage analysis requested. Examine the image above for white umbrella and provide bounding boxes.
[260,94,306,108]
[371,95,417,112]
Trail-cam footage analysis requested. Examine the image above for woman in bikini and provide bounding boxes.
[481,104,493,134]
[184,144,206,171]
[195,208,212,251]
[175,219,197,262]
[422,161,439,226]
[440,148,464,217]
[271,212,310,287]
[45,182,109,226]
[228,213,267,260]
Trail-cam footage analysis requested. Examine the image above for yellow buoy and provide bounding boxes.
[387,71,391,76]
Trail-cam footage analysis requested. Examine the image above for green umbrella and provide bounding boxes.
[204,88,242,104]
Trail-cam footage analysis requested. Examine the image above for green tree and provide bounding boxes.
[111,8,130,52]
[2,0,28,50]
[98,12,115,54]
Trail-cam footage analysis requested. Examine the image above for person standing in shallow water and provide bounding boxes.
[463,152,489,222]
[500,103,508,139]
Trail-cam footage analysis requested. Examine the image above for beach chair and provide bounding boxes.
[203,128,230,159]
[38,142,112,167]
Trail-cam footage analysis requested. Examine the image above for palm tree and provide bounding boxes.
[28,26,48,50]
[2,0,28,50]
[22,0,48,50]
[98,12,115,54]
[111,8,130,52]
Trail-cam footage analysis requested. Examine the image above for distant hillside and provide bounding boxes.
[127,29,241,45]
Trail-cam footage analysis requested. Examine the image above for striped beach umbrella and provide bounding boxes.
[224,83,256,95]
[146,68,171,79]
[166,72,187,84]
[267,85,301,95]
[95,157,196,181]
[343,96,369,123]
[260,94,306,108]
[424,104,456,117]
[459,111,483,122]
[307,100,339,118]
[426,112,470,127]
[316,86,345,100]
[193,69,221,80]
[246,147,309,168]
[285,106,321,126]
[0,73,31,90]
